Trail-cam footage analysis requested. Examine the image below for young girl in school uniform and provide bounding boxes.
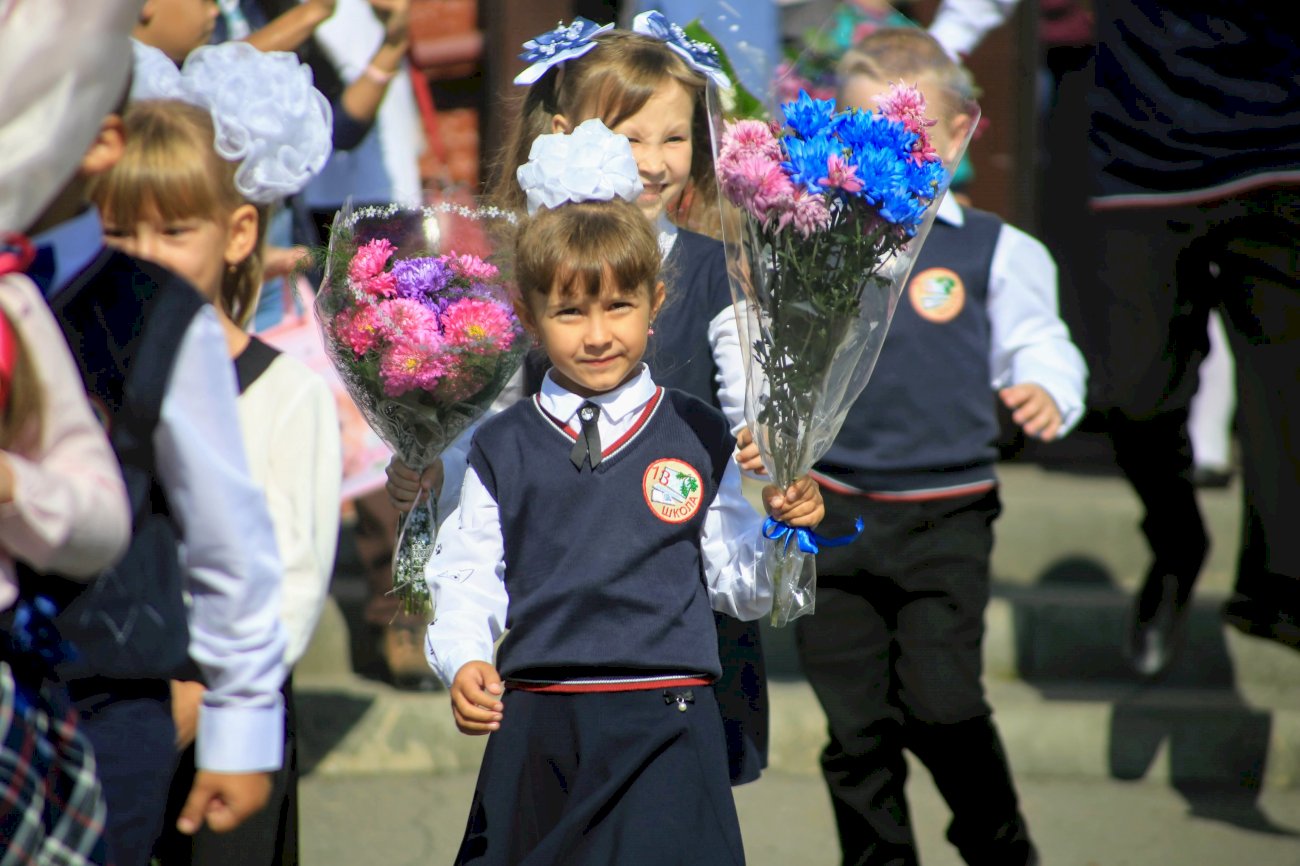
[89,41,339,866]
[389,13,772,785]
[424,120,824,866]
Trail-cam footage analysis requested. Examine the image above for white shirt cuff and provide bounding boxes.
[196,701,285,772]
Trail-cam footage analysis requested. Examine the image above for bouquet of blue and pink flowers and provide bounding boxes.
[317,204,525,614]
[715,86,973,625]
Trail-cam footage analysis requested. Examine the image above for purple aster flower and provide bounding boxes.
[392,256,454,303]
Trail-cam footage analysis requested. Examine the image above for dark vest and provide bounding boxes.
[26,249,207,681]
[816,209,1002,493]
[523,229,733,406]
[467,388,734,679]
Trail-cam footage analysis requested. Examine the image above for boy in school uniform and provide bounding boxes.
[0,5,288,863]
[771,29,1086,866]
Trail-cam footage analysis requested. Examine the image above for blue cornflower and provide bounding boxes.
[781,90,838,140]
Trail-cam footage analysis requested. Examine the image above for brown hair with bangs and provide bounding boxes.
[88,100,269,327]
[490,30,717,226]
[514,198,660,315]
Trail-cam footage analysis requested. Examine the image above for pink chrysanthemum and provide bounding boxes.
[348,236,392,283]
[876,83,940,164]
[790,189,832,238]
[439,298,517,352]
[720,119,782,164]
[335,305,384,357]
[720,154,796,224]
[442,253,499,282]
[377,298,441,343]
[819,153,864,194]
[379,333,450,397]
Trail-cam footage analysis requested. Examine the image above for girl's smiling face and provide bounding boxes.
[556,79,695,223]
[522,271,666,398]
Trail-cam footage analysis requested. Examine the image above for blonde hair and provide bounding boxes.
[491,30,718,226]
[88,100,268,328]
[0,314,43,450]
[838,28,977,120]
[515,198,660,308]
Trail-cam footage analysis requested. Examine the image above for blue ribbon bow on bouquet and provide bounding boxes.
[514,17,615,85]
[762,516,864,555]
[4,595,76,717]
[631,11,732,90]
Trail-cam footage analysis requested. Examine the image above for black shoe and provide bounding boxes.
[1125,574,1192,677]
[1222,594,1300,652]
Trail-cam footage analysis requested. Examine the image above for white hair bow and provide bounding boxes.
[516,119,644,215]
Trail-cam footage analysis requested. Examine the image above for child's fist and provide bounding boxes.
[734,427,768,476]
[450,661,504,735]
[1000,383,1063,442]
[385,456,444,512]
[762,476,824,528]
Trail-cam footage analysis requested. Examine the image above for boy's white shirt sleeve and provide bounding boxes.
[929,0,1022,59]
[423,465,507,688]
[700,461,771,622]
[154,308,286,773]
[435,366,524,523]
[986,223,1088,436]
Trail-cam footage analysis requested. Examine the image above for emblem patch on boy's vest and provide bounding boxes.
[643,458,705,523]
[909,267,965,323]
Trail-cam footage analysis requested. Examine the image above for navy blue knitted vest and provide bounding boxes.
[467,388,735,679]
[523,229,733,407]
[817,209,1002,493]
[27,249,205,680]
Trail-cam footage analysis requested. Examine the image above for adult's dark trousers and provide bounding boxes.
[795,488,1035,866]
[1084,188,1300,611]
[70,679,177,866]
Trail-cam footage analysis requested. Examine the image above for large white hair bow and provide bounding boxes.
[130,40,333,204]
[516,119,643,215]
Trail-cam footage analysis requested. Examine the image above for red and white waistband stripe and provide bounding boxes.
[505,674,713,694]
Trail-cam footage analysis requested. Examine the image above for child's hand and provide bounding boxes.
[450,661,504,735]
[170,680,206,750]
[385,456,444,512]
[762,476,825,528]
[734,427,768,476]
[1000,383,1063,441]
[176,770,272,835]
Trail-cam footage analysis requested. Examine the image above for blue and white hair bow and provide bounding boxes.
[514,17,615,86]
[631,10,731,90]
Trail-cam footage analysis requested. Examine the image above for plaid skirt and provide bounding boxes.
[0,659,110,866]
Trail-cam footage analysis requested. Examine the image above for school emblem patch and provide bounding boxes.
[909,267,965,323]
[643,458,704,524]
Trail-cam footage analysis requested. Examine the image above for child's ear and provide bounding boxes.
[512,294,539,339]
[649,280,666,319]
[224,204,260,268]
[79,114,126,178]
[551,114,573,134]
[945,113,975,163]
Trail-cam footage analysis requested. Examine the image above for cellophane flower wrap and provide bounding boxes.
[714,86,974,626]
[317,203,525,615]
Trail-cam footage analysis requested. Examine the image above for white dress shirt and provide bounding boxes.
[38,210,287,773]
[929,0,1021,59]
[423,365,769,688]
[0,275,131,608]
[937,195,1087,435]
[436,213,749,516]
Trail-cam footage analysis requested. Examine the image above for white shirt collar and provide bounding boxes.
[935,192,965,228]
[539,364,657,426]
[31,206,105,297]
[656,212,678,261]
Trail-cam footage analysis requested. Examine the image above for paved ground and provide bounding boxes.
[299,766,1300,865]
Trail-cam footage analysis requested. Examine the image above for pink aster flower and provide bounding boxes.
[790,189,832,238]
[379,333,450,397]
[819,153,864,194]
[335,305,384,357]
[349,238,396,297]
[442,253,500,282]
[720,154,796,224]
[439,298,517,352]
[876,82,941,164]
[377,297,441,343]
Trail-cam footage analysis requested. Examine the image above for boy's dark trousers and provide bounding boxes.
[795,488,1037,866]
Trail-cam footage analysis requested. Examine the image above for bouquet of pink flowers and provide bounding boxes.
[715,85,974,625]
[318,204,525,614]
